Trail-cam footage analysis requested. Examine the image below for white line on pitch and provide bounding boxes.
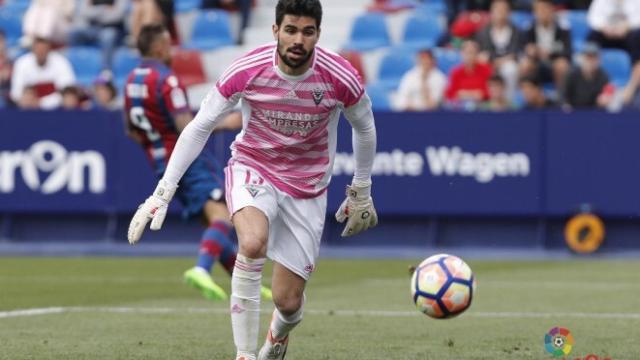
[2,307,640,320]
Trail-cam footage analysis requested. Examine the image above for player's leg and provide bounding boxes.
[184,199,232,300]
[178,155,232,300]
[231,206,269,360]
[258,264,305,360]
[225,163,279,360]
[202,200,272,300]
[258,193,326,360]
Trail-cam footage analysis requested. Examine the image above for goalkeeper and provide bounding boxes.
[128,1,378,358]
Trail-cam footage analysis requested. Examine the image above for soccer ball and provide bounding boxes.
[410,254,477,319]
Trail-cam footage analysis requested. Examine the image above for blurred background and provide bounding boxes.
[1,0,639,256]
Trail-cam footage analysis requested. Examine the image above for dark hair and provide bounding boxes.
[534,0,554,4]
[137,23,168,56]
[275,0,323,28]
[489,74,505,85]
[418,48,434,59]
[519,75,542,87]
[61,85,83,97]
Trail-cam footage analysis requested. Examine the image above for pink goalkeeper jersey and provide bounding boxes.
[216,43,364,199]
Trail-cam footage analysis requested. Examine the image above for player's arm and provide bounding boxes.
[335,94,378,237]
[174,110,242,133]
[122,111,144,144]
[127,87,239,244]
[215,111,243,131]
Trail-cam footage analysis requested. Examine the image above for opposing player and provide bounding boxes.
[123,24,271,302]
[128,1,378,358]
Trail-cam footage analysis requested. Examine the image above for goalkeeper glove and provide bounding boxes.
[335,182,378,237]
[127,179,177,244]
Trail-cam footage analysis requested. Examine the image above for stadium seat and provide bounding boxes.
[342,13,391,52]
[113,48,142,92]
[171,49,207,87]
[562,11,589,49]
[433,47,462,75]
[365,83,391,111]
[414,1,447,16]
[65,47,103,88]
[2,0,29,12]
[175,0,201,13]
[510,11,533,30]
[376,48,415,90]
[184,10,234,50]
[402,15,445,51]
[0,8,22,47]
[600,49,631,87]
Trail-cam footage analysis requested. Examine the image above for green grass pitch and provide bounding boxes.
[1,257,639,359]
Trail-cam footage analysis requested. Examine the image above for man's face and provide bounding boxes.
[154,31,172,65]
[491,1,510,25]
[582,54,600,73]
[62,92,81,110]
[273,14,320,70]
[461,41,479,66]
[489,81,505,100]
[417,52,434,71]
[520,82,538,103]
[533,1,554,25]
[32,40,51,66]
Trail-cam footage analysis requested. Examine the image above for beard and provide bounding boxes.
[277,39,313,69]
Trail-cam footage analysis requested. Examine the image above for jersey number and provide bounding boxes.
[130,107,161,141]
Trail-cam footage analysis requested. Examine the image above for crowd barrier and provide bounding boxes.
[1,110,639,249]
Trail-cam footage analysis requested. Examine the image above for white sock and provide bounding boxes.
[270,296,304,340]
[231,254,265,356]
[235,351,256,360]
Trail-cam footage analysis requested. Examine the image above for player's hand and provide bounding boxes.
[127,180,177,244]
[335,182,378,237]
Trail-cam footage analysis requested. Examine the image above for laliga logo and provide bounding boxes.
[544,327,612,360]
[0,140,106,194]
[545,327,574,357]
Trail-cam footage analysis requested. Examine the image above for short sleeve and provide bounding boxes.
[333,56,365,108]
[215,44,275,99]
[162,74,190,114]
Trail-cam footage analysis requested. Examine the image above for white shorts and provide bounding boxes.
[224,162,327,280]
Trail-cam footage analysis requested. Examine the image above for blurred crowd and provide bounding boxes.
[390,0,640,112]
[0,0,250,110]
[1,0,640,112]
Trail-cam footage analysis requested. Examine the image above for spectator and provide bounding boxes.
[18,85,41,109]
[587,0,640,66]
[10,37,76,110]
[0,30,12,108]
[519,75,558,109]
[92,70,120,110]
[60,85,89,110]
[445,39,493,108]
[202,0,252,44]
[475,0,521,97]
[561,42,611,109]
[393,49,447,111]
[480,74,515,111]
[130,0,178,44]
[519,0,572,91]
[68,0,128,69]
[22,0,75,46]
